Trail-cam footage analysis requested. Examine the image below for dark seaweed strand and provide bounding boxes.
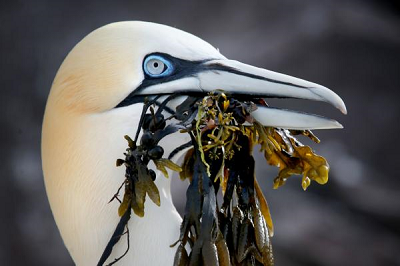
[108,181,125,204]
[98,96,178,265]
[155,94,181,117]
[97,208,131,266]
[134,95,161,142]
[98,114,147,265]
[168,140,192,160]
[106,226,130,266]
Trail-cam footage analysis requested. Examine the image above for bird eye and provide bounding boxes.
[144,55,174,78]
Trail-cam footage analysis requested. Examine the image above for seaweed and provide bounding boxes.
[98,92,330,266]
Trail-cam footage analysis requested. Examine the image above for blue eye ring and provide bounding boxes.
[143,54,174,78]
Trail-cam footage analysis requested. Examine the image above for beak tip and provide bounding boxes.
[339,103,347,115]
[332,93,347,115]
[327,119,343,129]
[309,86,347,115]
[319,120,344,130]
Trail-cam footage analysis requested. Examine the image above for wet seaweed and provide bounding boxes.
[98,92,330,266]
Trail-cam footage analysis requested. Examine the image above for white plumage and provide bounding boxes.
[42,21,345,265]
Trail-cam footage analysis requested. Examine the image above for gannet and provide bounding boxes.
[42,21,346,265]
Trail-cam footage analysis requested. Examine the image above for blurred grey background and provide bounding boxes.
[1,0,400,265]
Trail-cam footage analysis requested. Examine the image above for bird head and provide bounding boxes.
[42,21,346,265]
[49,21,345,123]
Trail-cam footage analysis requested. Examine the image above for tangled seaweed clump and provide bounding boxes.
[98,92,330,266]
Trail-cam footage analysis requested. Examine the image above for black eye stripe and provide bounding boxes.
[142,53,209,79]
[116,54,209,108]
[115,53,308,108]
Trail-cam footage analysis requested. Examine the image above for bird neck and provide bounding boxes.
[42,104,182,265]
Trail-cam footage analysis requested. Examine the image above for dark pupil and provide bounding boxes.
[153,62,159,68]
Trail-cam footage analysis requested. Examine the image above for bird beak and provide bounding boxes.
[124,58,347,130]
[196,59,347,130]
